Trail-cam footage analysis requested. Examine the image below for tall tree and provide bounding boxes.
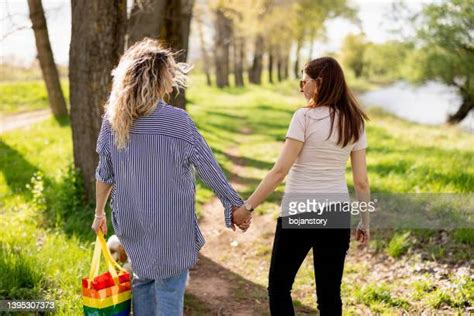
[195,3,212,86]
[411,0,474,123]
[27,0,68,118]
[247,0,269,84]
[262,1,294,83]
[69,0,127,202]
[213,6,232,88]
[340,33,367,78]
[249,35,264,84]
[268,47,274,84]
[233,36,245,87]
[291,0,357,73]
[128,0,195,109]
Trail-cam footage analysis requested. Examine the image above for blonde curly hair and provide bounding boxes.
[104,37,192,150]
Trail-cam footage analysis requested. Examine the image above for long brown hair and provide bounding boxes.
[303,57,369,147]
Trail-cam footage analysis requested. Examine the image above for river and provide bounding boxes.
[359,80,473,134]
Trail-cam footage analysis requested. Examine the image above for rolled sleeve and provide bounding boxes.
[188,117,243,228]
[95,117,115,184]
[95,153,115,184]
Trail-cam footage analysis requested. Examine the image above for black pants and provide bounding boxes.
[268,216,351,316]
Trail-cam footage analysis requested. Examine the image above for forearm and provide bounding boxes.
[354,185,371,226]
[95,180,113,215]
[247,169,285,208]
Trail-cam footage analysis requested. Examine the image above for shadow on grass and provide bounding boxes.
[0,139,40,195]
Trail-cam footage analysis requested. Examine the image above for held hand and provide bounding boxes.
[232,205,252,232]
[355,221,370,249]
[91,213,107,235]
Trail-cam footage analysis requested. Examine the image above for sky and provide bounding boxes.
[0,0,431,67]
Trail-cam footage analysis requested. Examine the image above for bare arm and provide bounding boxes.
[246,138,304,208]
[350,149,371,228]
[95,180,113,216]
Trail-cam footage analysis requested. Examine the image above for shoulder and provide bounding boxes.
[159,103,198,144]
[99,114,112,137]
[159,103,195,128]
[290,107,311,122]
[305,106,333,120]
[293,107,310,116]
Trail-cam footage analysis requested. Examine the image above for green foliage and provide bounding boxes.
[409,0,473,105]
[340,33,368,78]
[26,171,47,213]
[0,79,69,115]
[354,282,410,308]
[386,231,412,258]
[362,41,414,82]
[0,243,43,299]
[340,35,415,83]
[452,228,474,245]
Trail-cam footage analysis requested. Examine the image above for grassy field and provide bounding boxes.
[0,75,473,314]
[0,79,70,116]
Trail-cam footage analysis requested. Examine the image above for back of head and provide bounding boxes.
[303,56,369,147]
[105,37,191,150]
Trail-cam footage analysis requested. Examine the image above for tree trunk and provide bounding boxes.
[294,38,302,78]
[27,0,68,118]
[307,28,315,62]
[249,34,264,84]
[214,8,232,88]
[195,5,212,86]
[268,49,274,84]
[127,0,167,47]
[276,50,283,82]
[214,8,231,88]
[233,36,244,87]
[283,51,289,80]
[70,0,127,202]
[448,92,474,124]
[127,0,195,109]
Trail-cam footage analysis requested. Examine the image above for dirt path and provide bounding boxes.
[185,138,278,315]
[0,109,51,134]
[185,197,277,315]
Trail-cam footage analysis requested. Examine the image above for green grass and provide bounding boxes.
[0,79,69,116]
[386,231,412,258]
[1,74,473,314]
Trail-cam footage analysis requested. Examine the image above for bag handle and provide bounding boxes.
[88,231,128,288]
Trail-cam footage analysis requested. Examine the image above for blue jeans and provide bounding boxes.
[132,270,188,316]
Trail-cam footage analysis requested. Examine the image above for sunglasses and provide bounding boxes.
[299,78,320,90]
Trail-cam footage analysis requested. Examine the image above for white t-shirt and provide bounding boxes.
[284,106,367,195]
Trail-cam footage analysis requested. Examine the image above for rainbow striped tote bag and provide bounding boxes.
[82,231,131,316]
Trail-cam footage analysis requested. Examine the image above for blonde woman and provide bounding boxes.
[90,38,249,315]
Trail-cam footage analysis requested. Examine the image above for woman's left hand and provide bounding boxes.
[355,221,370,249]
[91,213,107,235]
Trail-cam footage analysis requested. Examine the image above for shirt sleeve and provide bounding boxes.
[95,116,115,184]
[286,109,306,142]
[188,116,244,228]
[351,127,368,152]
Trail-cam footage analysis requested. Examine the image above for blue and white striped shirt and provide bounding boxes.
[95,99,243,279]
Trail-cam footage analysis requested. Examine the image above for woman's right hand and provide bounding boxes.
[232,206,252,232]
[355,221,370,249]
